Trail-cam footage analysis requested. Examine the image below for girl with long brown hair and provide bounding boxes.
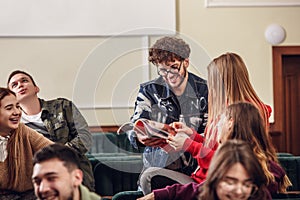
[199,139,269,200]
[0,87,52,199]
[219,102,291,195]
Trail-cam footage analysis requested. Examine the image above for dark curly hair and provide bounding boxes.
[149,36,191,66]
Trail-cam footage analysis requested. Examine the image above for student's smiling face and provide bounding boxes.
[216,163,257,200]
[0,94,21,135]
[32,158,83,200]
[157,59,188,90]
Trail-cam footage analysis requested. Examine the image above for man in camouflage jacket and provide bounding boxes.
[7,70,95,191]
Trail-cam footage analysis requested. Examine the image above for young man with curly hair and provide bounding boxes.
[128,36,208,193]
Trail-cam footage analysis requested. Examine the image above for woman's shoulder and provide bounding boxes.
[18,123,42,136]
[268,160,286,179]
[264,104,272,118]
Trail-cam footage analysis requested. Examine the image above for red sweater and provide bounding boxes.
[182,130,218,183]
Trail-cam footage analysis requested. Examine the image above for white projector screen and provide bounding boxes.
[0,0,176,36]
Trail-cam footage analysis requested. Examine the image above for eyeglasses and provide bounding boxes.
[157,61,183,77]
[220,178,258,196]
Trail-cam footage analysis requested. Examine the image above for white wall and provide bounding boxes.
[178,0,300,122]
[1,0,300,126]
[0,0,175,36]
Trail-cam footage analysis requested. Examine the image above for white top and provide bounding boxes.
[0,135,10,162]
[21,111,43,124]
[21,111,49,136]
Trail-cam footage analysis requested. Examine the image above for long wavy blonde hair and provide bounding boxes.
[205,52,270,147]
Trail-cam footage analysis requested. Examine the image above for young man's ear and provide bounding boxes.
[35,86,40,94]
[183,59,189,68]
[72,169,83,187]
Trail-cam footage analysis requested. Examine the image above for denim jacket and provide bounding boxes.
[129,72,208,174]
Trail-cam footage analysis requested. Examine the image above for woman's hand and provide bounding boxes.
[167,132,190,151]
[171,122,193,136]
[137,192,155,200]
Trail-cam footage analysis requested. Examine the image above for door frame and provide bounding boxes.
[271,46,300,151]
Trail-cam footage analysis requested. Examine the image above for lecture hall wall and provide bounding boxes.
[1,0,300,127]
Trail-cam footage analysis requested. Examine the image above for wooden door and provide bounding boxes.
[272,46,300,155]
[283,55,300,155]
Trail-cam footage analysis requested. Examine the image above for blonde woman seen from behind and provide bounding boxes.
[205,52,271,148]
